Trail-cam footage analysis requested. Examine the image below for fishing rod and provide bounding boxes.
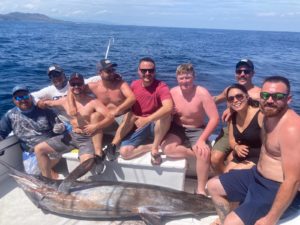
[104,37,114,59]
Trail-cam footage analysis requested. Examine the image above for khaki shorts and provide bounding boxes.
[212,126,231,154]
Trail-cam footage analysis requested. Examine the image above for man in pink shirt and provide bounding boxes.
[119,57,173,165]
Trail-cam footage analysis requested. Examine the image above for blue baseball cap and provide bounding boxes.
[12,85,29,96]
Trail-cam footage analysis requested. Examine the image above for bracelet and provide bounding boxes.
[233,144,238,151]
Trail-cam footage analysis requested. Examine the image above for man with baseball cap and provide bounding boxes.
[68,59,136,161]
[211,59,261,175]
[31,64,100,123]
[38,72,114,179]
[0,85,73,175]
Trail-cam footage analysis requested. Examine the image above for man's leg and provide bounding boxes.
[119,123,153,160]
[207,176,232,224]
[34,141,58,179]
[111,112,136,146]
[90,112,105,157]
[151,114,171,155]
[211,127,232,175]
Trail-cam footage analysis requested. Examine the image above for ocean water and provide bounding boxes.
[1,21,300,120]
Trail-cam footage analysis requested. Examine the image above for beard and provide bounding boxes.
[260,102,287,117]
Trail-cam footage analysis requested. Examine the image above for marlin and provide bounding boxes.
[0,159,216,225]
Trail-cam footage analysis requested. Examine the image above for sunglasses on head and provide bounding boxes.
[14,95,30,101]
[236,69,252,75]
[260,92,288,101]
[227,94,245,103]
[140,68,155,74]
[70,82,84,87]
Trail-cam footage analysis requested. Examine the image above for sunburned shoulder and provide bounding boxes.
[195,85,212,96]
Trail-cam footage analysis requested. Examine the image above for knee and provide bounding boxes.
[206,177,220,196]
[91,112,104,123]
[211,150,224,166]
[119,146,134,159]
[161,143,175,155]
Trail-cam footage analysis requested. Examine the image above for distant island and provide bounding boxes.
[0,12,65,23]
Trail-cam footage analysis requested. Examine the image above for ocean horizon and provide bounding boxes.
[1,21,300,122]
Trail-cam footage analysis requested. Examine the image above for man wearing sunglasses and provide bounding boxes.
[0,85,74,175]
[67,59,136,161]
[32,64,100,123]
[211,59,261,175]
[119,57,173,165]
[208,76,300,225]
[37,73,114,179]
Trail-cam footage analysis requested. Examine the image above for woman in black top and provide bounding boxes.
[224,83,263,172]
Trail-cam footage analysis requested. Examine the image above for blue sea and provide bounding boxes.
[1,21,300,121]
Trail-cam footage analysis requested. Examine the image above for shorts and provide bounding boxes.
[212,126,231,154]
[219,167,300,225]
[168,122,205,148]
[45,134,74,153]
[46,133,94,156]
[104,114,124,136]
[120,122,155,147]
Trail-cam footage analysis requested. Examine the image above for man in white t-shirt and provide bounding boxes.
[31,64,99,123]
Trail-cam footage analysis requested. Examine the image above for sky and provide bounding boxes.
[0,0,300,32]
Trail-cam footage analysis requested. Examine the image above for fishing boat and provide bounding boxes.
[0,135,299,225]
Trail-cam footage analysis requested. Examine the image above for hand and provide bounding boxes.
[222,108,232,122]
[192,141,211,159]
[234,144,249,158]
[82,124,98,136]
[53,117,66,134]
[37,100,47,109]
[135,116,150,129]
[254,215,277,225]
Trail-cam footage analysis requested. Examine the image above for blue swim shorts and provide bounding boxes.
[219,166,300,225]
[120,122,155,147]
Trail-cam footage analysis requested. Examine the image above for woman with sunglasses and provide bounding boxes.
[224,83,263,172]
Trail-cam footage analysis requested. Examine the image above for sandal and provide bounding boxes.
[151,152,162,166]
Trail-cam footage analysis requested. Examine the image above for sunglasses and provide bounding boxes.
[227,94,245,103]
[49,71,63,78]
[140,68,155,74]
[236,69,252,75]
[260,92,288,101]
[70,82,84,87]
[104,68,115,73]
[14,95,30,101]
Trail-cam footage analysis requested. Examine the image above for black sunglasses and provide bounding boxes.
[70,82,84,87]
[140,68,155,74]
[236,69,252,75]
[260,92,288,101]
[227,94,245,103]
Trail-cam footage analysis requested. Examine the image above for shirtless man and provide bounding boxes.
[207,76,300,225]
[211,59,261,174]
[119,57,173,164]
[35,73,114,179]
[69,59,136,160]
[161,63,219,195]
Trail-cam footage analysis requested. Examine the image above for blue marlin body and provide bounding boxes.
[0,160,216,225]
